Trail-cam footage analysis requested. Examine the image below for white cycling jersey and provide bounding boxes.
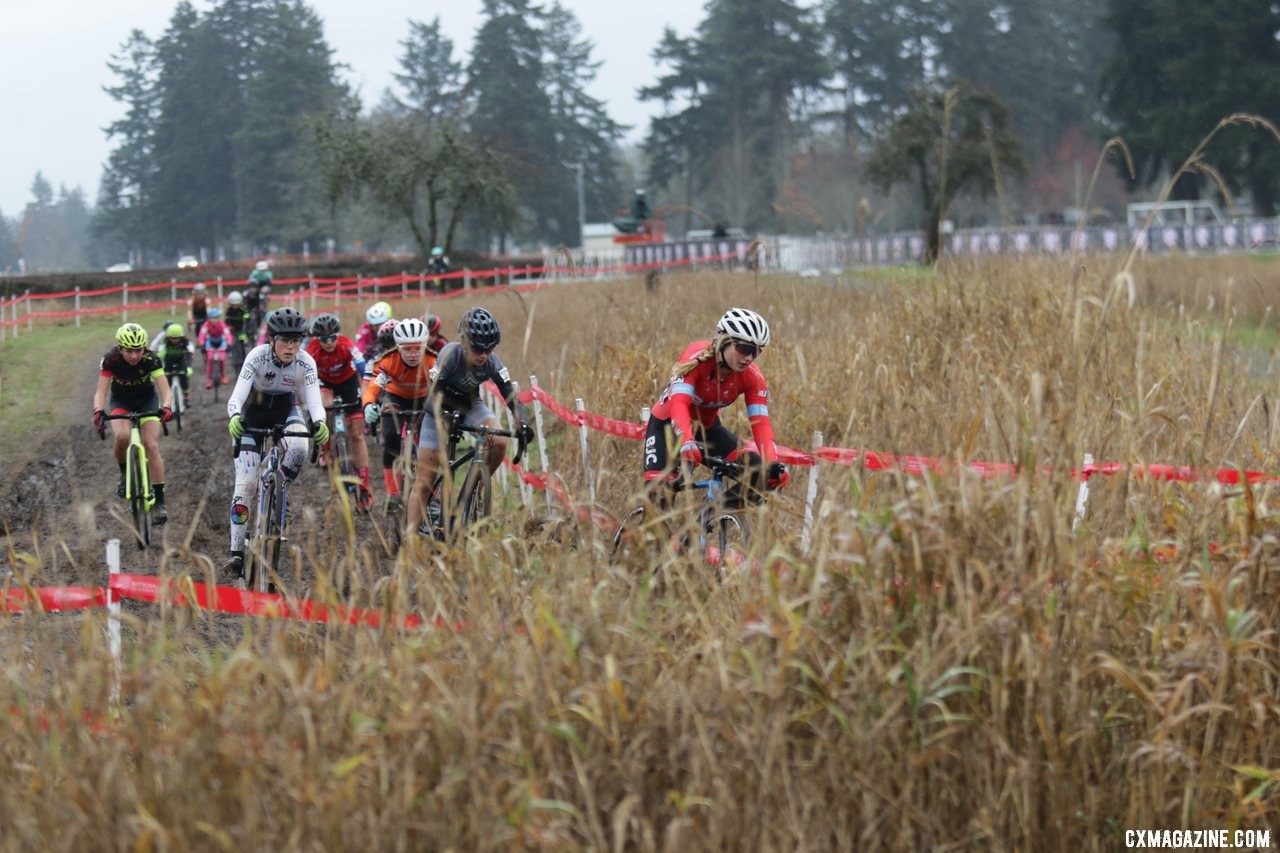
[227,343,325,423]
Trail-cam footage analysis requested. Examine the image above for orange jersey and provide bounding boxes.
[361,350,436,404]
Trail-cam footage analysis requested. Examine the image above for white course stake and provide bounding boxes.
[74,286,81,328]
[576,397,595,506]
[802,430,822,554]
[530,375,553,512]
[106,539,122,714]
[1073,452,1094,532]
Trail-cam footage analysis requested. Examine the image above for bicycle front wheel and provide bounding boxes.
[452,462,492,542]
[172,381,184,433]
[708,512,750,583]
[128,444,151,549]
[331,430,356,498]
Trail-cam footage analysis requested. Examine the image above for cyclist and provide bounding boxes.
[242,288,260,332]
[642,307,789,512]
[93,323,175,524]
[305,312,373,508]
[423,313,448,355]
[404,307,532,537]
[199,307,231,388]
[428,246,450,291]
[149,322,194,400]
[223,307,329,575]
[355,301,394,360]
[188,283,210,340]
[224,291,251,368]
[248,259,273,289]
[362,319,398,383]
[360,317,434,512]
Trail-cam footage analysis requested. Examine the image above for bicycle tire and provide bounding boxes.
[174,381,184,433]
[128,444,151,549]
[611,505,647,559]
[708,512,750,584]
[452,462,492,542]
[262,472,284,593]
[332,430,356,498]
[212,361,222,403]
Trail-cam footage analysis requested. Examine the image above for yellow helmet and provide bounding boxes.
[115,323,148,348]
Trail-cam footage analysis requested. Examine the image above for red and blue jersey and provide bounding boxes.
[305,335,364,385]
[650,340,777,462]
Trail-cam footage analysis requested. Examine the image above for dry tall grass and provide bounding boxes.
[5,255,1280,849]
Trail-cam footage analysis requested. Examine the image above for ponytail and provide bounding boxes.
[668,334,731,380]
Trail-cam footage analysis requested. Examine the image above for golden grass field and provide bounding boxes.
[3,254,1280,849]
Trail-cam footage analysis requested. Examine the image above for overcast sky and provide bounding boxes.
[0,0,698,216]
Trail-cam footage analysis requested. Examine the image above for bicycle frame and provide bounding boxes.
[100,410,167,548]
[419,410,522,542]
[324,402,363,503]
[611,453,749,581]
[235,424,315,592]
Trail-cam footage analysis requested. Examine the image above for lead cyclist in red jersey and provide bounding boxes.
[306,312,373,507]
[644,307,789,509]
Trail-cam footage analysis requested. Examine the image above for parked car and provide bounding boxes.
[177,254,200,269]
[106,263,133,273]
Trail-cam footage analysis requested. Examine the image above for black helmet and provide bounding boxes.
[310,312,341,337]
[459,307,500,351]
[266,307,308,337]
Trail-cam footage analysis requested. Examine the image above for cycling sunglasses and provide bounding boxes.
[319,335,338,344]
[731,340,760,358]
[275,334,304,345]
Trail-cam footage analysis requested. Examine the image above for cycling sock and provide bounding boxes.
[153,483,165,500]
[358,467,370,488]
[383,467,399,496]
[118,461,126,476]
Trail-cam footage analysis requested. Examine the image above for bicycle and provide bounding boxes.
[235,424,317,593]
[98,410,168,550]
[206,352,228,402]
[231,331,249,374]
[415,408,523,547]
[163,368,187,433]
[322,402,367,510]
[611,454,749,583]
[379,405,427,552]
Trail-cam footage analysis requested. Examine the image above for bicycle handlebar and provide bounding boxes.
[232,424,319,463]
[98,410,169,438]
[444,409,525,466]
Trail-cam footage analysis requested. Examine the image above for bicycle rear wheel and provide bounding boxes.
[212,362,222,402]
[128,444,151,549]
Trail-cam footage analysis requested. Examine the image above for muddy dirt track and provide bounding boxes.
[1,364,410,601]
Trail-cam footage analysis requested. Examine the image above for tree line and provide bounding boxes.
[4,0,1278,272]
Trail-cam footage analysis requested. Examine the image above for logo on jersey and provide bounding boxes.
[264,370,277,383]
[497,366,511,383]
[644,434,659,468]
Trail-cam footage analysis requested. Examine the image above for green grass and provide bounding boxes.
[0,309,182,470]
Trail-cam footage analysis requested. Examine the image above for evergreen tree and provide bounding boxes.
[230,0,347,244]
[640,0,827,232]
[1101,0,1280,213]
[541,2,624,239]
[0,211,16,273]
[97,29,158,263]
[468,0,558,245]
[390,17,466,122]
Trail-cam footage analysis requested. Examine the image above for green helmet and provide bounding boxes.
[116,323,148,349]
[166,322,184,338]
